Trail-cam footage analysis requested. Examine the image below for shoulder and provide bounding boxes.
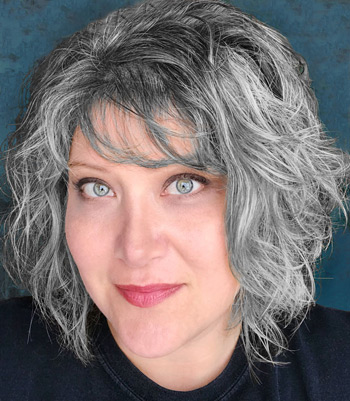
[307,302,350,325]
[0,295,34,315]
[0,296,51,347]
[0,297,111,400]
[294,304,350,365]
[277,304,350,400]
[0,297,65,393]
[291,303,350,365]
[295,303,350,347]
[0,296,36,322]
[0,296,39,339]
[0,296,62,365]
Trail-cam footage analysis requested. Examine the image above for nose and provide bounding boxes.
[114,197,168,268]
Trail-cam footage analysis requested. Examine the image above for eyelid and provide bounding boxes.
[164,173,209,186]
[71,172,210,199]
[163,173,210,196]
[72,177,114,198]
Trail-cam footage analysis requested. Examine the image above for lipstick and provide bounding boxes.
[116,283,183,308]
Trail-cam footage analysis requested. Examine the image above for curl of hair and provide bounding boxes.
[2,0,349,367]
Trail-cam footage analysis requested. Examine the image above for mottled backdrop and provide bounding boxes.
[0,0,349,309]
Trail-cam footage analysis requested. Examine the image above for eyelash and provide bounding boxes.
[72,173,210,200]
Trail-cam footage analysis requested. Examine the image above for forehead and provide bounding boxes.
[70,105,196,164]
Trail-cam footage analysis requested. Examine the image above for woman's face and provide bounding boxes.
[65,108,240,360]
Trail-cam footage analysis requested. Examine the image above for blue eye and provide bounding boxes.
[83,182,112,197]
[176,179,193,194]
[73,179,114,198]
[166,174,208,196]
[91,183,110,197]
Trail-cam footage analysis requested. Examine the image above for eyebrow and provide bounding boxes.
[68,160,226,184]
[68,161,110,172]
[68,160,218,176]
[67,160,186,171]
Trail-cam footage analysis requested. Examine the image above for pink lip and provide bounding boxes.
[116,284,183,308]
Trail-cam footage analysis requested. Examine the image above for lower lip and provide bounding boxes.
[116,285,183,308]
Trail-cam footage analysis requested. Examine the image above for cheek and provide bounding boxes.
[177,200,237,293]
[173,199,228,263]
[65,189,112,248]
[65,198,84,259]
[64,196,102,269]
[65,203,111,303]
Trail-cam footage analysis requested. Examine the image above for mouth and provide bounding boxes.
[116,283,184,308]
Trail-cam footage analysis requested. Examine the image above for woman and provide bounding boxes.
[1,0,349,399]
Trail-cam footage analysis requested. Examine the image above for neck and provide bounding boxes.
[109,321,241,391]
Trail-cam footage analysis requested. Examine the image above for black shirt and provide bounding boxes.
[1,297,350,400]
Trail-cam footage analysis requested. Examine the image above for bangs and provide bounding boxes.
[72,63,227,175]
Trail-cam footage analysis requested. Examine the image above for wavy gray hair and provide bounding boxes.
[2,0,348,367]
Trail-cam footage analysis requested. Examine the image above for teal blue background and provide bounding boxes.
[0,0,349,308]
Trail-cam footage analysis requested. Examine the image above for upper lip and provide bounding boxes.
[116,284,182,292]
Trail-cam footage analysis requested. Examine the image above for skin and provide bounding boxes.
[65,107,241,391]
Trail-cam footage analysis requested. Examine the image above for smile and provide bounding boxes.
[116,284,184,308]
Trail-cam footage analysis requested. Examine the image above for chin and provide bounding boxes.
[110,317,185,359]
